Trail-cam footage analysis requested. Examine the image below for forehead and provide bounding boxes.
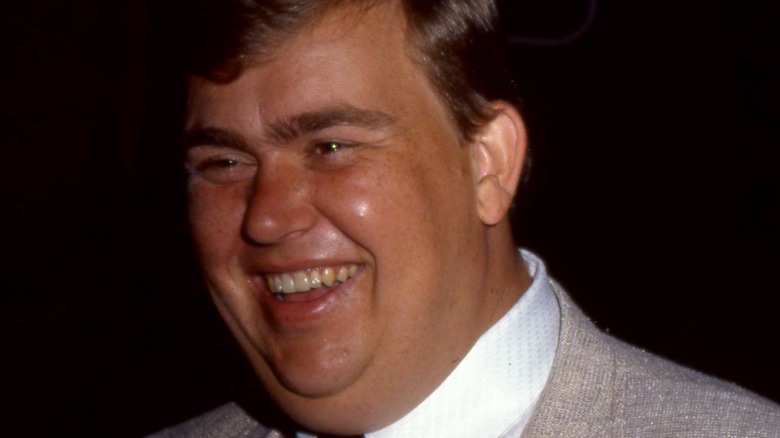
[186,2,434,126]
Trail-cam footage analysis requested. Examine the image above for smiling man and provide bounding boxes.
[153,0,780,437]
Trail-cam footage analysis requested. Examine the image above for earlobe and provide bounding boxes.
[473,102,527,225]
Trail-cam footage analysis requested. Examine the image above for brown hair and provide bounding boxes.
[184,0,516,140]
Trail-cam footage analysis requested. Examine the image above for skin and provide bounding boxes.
[185,2,531,434]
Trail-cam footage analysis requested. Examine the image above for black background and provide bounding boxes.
[2,0,778,436]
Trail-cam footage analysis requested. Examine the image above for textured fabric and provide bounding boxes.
[522,280,780,437]
[363,250,559,438]
[149,275,780,437]
[148,402,273,438]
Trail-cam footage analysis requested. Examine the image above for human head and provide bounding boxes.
[185,0,516,140]
[183,0,528,434]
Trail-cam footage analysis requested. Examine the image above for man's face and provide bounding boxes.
[185,3,495,433]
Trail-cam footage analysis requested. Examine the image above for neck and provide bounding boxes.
[478,221,531,333]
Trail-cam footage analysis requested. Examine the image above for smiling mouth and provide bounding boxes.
[264,264,359,300]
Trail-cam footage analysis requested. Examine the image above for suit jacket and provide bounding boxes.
[150,283,780,437]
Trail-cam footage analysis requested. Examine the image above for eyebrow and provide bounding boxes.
[181,127,249,151]
[268,106,398,142]
[182,106,398,150]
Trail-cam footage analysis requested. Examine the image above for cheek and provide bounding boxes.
[315,144,474,246]
[187,183,247,266]
[313,162,423,243]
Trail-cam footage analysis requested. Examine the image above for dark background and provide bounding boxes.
[2,0,778,436]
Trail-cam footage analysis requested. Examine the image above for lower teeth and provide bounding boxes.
[275,293,284,301]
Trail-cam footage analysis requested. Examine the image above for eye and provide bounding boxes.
[307,139,367,170]
[198,157,240,170]
[313,141,352,156]
[186,148,256,184]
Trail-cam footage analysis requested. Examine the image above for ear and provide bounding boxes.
[472,102,527,226]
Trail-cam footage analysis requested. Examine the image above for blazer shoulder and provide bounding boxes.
[147,402,274,438]
[608,332,780,436]
[525,283,780,437]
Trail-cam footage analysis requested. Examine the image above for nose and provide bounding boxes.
[242,161,317,245]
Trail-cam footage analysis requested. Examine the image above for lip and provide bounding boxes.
[251,265,363,328]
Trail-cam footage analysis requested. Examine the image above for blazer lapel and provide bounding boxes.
[522,282,619,437]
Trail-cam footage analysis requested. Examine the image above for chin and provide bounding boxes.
[244,340,366,397]
[274,360,364,399]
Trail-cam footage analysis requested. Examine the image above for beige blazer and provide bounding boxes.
[151,284,780,437]
[523,282,780,436]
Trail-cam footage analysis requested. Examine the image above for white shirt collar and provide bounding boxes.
[298,250,560,438]
[369,250,560,437]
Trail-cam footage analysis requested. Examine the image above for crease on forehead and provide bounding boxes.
[251,0,462,144]
[185,1,450,148]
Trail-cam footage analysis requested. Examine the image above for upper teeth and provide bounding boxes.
[265,264,359,294]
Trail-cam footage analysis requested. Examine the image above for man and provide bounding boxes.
[154,0,780,436]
